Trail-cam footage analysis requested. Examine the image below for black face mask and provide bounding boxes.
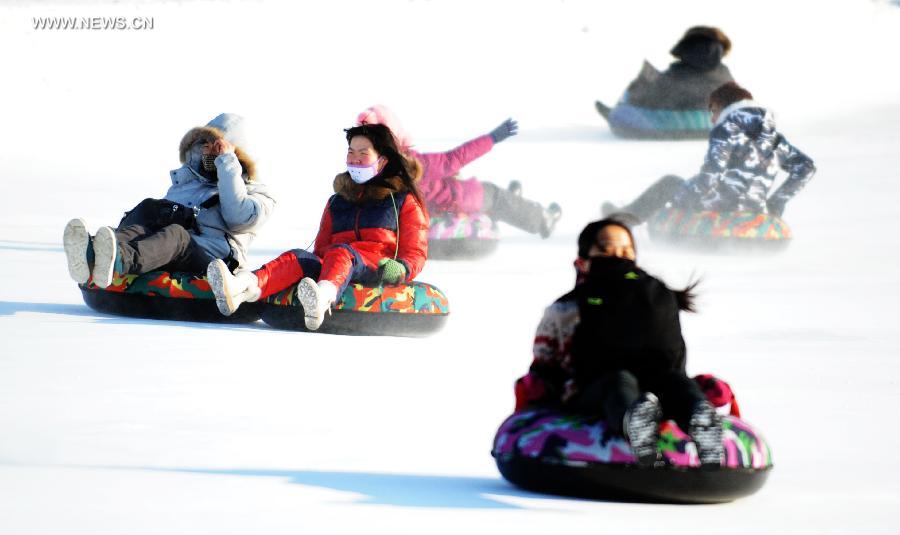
[202,153,217,172]
[584,255,636,283]
[189,143,218,182]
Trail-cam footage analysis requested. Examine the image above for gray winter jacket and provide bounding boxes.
[164,115,275,268]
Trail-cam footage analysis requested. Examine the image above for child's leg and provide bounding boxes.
[650,371,707,431]
[480,182,560,238]
[617,174,687,222]
[319,245,370,297]
[572,370,640,433]
[254,249,322,300]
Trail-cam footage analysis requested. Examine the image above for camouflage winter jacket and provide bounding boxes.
[679,100,816,213]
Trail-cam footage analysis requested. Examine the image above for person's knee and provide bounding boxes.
[289,249,322,280]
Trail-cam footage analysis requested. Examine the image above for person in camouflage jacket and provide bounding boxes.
[603,82,816,222]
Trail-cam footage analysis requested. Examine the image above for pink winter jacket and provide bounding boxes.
[408,134,494,214]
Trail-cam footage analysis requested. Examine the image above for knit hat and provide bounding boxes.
[671,26,732,57]
[356,105,413,150]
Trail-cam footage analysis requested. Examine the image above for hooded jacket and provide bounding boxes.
[313,160,429,281]
[164,114,276,267]
[681,101,816,212]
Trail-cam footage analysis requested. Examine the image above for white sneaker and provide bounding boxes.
[297,278,337,331]
[63,218,91,284]
[207,260,261,316]
[91,226,118,289]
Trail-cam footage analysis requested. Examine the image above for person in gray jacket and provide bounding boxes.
[63,113,276,288]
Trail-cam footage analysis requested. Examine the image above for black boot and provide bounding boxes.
[595,101,612,120]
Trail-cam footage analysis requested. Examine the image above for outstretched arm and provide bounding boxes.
[767,135,816,215]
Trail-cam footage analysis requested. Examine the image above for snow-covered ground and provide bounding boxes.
[1,0,899,533]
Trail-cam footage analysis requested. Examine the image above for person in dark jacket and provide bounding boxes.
[603,81,816,222]
[62,113,275,288]
[516,218,723,467]
[596,26,734,116]
[207,123,428,331]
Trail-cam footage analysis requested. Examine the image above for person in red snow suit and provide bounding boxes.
[356,105,561,238]
[516,218,724,467]
[207,123,428,331]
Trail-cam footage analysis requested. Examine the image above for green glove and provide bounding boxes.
[378,258,407,284]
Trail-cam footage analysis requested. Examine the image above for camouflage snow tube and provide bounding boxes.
[79,271,262,323]
[648,208,792,251]
[604,102,711,140]
[259,280,449,336]
[427,213,499,260]
[492,410,772,504]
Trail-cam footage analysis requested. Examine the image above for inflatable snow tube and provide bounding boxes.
[427,213,500,260]
[492,410,772,504]
[648,208,792,251]
[79,271,262,323]
[259,280,449,336]
[603,103,711,140]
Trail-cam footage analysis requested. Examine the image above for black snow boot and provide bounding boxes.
[595,101,612,120]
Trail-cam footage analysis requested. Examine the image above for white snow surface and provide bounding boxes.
[1,0,899,533]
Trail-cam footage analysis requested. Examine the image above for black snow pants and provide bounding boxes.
[115,198,214,275]
[571,369,706,434]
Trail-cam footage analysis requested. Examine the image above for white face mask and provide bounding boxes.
[347,161,380,184]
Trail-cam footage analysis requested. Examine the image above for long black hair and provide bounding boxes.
[344,123,423,203]
[577,217,699,312]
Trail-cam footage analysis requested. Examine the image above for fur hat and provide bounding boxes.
[671,26,731,57]
[356,105,413,150]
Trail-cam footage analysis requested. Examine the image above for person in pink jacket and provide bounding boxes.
[357,105,561,238]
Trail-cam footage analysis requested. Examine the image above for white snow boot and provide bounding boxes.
[207,259,261,316]
[63,218,92,284]
[91,226,119,289]
[624,392,663,467]
[689,400,724,467]
[297,278,338,331]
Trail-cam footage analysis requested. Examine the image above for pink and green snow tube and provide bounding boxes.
[427,212,499,260]
[492,409,772,503]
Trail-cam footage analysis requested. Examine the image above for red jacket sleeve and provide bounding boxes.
[396,193,429,281]
[312,198,334,258]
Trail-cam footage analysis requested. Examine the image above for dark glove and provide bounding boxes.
[378,258,407,284]
[766,197,787,217]
[489,118,519,144]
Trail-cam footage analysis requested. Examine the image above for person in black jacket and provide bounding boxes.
[568,219,723,467]
[596,26,734,116]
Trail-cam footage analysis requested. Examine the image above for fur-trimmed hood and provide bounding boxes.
[332,157,423,203]
[178,125,258,182]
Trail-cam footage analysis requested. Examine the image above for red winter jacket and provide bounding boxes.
[314,166,429,281]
